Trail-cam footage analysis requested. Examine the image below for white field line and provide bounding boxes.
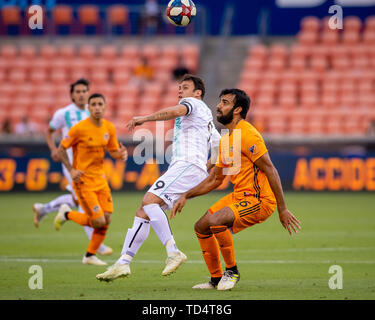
[1,257,375,264]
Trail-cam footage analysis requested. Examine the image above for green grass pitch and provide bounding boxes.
[0,191,374,300]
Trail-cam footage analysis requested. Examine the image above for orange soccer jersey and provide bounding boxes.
[216,119,276,202]
[61,118,120,191]
[211,119,276,233]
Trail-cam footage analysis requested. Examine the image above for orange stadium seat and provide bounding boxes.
[289,117,306,135]
[321,94,338,109]
[262,70,280,83]
[244,57,265,71]
[365,16,375,30]
[141,44,159,60]
[107,4,129,25]
[181,44,199,60]
[50,69,68,84]
[300,16,320,32]
[363,30,375,44]
[0,45,17,59]
[321,30,339,45]
[161,46,179,61]
[30,70,48,84]
[59,45,76,59]
[52,5,74,34]
[8,69,27,84]
[78,5,100,25]
[113,71,131,85]
[79,44,97,59]
[278,94,297,110]
[342,31,360,44]
[10,56,30,71]
[100,45,118,60]
[297,30,319,46]
[266,116,287,135]
[267,57,286,71]
[325,116,342,135]
[32,57,51,72]
[91,70,108,85]
[0,83,14,98]
[120,45,139,60]
[289,57,305,71]
[19,45,36,59]
[344,16,362,32]
[247,44,267,59]
[40,45,57,60]
[310,56,327,72]
[1,6,22,25]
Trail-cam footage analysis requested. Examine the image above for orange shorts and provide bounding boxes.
[208,192,276,234]
[73,181,113,221]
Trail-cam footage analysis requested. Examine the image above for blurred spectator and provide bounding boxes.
[1,118,12,134]
[14,117,39,136]
[132,57,154,85]
[172,57,190,82]
[142,0,160,35]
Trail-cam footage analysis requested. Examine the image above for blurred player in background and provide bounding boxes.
[54,93,128,265]
[171,88,301,290]
[96,74,221,281]
[32,79,113,256]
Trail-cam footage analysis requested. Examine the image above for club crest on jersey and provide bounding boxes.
[92,205,100,213]
[104,133,109,141]
[249,144,258,155]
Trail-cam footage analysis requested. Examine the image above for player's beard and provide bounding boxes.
[217,107,235,125]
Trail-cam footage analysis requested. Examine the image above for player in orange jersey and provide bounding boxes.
[171,88,301,290]
[54,93,128,266]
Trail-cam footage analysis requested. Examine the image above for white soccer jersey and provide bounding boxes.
[170,97,221,171]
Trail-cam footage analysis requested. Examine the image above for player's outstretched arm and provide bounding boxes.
[254,152,301,235]
[108,142,128,162]
[126,105,188,131]
[171,166,225,219]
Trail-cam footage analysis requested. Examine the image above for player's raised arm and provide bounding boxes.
[171,166,225,219]
[254,152,301,235]
[126,104,188,131]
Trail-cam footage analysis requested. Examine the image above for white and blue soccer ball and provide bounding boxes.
[166,0,196,27]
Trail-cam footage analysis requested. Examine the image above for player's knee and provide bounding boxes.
[92,217,106,228]
[136,206,150,220]
[194,213,211,235]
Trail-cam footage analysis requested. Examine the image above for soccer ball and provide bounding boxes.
[166,0,196,27]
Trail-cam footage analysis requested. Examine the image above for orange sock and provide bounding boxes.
[210,226,236,269]
[67,211,91,227]
[195,231,223,278]
[87,226,108,255]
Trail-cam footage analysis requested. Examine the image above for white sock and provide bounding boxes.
[143,203,179,256]
[117,217,150,265]
[42,194,76,215]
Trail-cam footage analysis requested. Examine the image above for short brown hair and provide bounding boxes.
[180,74,206,99]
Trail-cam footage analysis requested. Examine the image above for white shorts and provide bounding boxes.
[148,161,208,211]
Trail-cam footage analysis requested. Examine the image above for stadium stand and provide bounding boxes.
[239,15,375,136]
[0,41,199,136]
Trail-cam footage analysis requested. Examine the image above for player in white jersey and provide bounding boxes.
[32,78,112,256]
[96,74,221,281]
